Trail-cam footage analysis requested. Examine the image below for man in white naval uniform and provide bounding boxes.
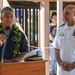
[52,4,75,75]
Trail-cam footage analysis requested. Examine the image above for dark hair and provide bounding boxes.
[50,12,57,23]
[51,12,57,18]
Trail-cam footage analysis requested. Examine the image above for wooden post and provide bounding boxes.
[39,1,50,75]
[57,0,63,27]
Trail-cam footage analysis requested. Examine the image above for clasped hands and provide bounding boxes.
[0,34,6,46]
[61,61,75,71]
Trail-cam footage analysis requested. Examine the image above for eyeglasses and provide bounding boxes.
[52,18,57,20]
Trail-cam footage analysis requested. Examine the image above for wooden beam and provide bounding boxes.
[8,1,40,9]
[8,0,75,1]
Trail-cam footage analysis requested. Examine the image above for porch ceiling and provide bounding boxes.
[8,0,75,2]
[8,0,40,8]
[8,0,75,9]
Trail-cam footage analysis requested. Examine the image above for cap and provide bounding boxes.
[23,49,44,61]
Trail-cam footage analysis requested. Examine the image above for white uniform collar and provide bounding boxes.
[64,23,75,30]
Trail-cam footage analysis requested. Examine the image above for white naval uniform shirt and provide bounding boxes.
[52,24,75,75]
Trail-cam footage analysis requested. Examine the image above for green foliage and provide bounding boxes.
[0,23,22,57]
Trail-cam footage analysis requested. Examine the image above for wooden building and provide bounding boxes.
[0,0,75,75]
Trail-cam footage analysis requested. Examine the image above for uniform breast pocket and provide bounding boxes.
[72,36,75,40]
[60,36,66,48]
[71,36,75,48]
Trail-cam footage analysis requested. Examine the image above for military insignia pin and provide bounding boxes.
[59,32,64,36]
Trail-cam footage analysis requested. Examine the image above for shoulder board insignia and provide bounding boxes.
[59,22,66,27]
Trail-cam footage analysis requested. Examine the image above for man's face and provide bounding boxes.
[1,12,14,27]
[63,8,75,24]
